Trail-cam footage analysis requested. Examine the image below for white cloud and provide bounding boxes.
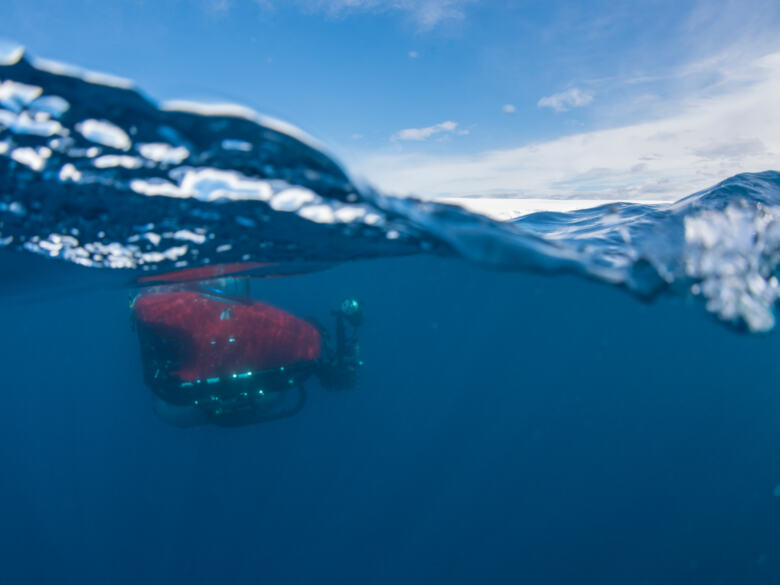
[408,50,419,59]
[537,88,594,112]
[392,120,464,141]
[351,52,780,201]
[288,0,473,30]
[502,104,516,114]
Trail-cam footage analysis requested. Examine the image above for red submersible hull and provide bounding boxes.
[131,286,362,427]
[131,290,324,427]
[133,290,322,384]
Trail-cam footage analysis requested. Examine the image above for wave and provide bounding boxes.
[1,47,780,332]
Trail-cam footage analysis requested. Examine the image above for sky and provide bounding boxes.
[1,0,780,201]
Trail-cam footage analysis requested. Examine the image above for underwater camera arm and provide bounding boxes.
[318,298,364,390]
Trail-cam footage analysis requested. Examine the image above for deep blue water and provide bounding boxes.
[3,48,780,584]
[3,256,780,584]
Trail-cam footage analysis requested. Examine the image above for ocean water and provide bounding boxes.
[3,49,780,584]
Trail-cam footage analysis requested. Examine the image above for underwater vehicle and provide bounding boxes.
[130,277,363,427]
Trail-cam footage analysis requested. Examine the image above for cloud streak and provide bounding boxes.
[392,120,464,141]
[352,52,780,201]
[537,88,594,112]
[285,0,474,30]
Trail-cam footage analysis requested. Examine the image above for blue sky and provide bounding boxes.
[2,0,780,200]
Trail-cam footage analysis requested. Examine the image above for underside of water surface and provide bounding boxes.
[2,47,780,331]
